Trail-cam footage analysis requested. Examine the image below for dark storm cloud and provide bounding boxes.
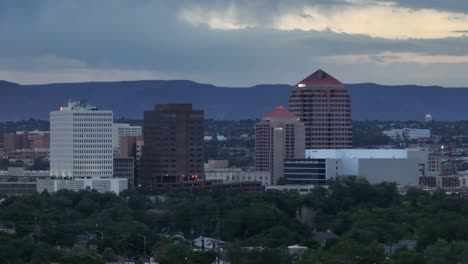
[387,0,468,13]
[0,0,468,86]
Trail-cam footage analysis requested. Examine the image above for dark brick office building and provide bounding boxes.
[139,104,204,192]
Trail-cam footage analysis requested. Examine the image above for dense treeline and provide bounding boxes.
[2,178,468,263]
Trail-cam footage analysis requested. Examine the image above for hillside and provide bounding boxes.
[0,80,467,121]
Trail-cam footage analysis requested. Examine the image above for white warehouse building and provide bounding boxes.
[305,149,429,187]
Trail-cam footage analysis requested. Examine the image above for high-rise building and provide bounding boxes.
[289,69,352,149]
[112,123,142,155]
[139,104,204,191]
[255,106,305,185]
[50,101,114,178]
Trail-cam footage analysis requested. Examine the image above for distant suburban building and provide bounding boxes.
[139,104,204,192]
[289,69,352,149]
[3,131,50,161]
[383,128,431,141]
[50,101,114,178]
[306,149,430,186]
[193,236,226,251]
[3,131,50,153]
[255,106,305,185]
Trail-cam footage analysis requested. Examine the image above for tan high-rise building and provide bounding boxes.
[255,106,305,185]
[289,69,352,149]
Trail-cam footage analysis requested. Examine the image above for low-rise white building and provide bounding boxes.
[306,149,430,187]
[204,168,271,186]
[266,184,322,194]
[37,177,127,194]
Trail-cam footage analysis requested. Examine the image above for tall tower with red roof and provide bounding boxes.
[289,69,352,149]
[255,105,305,185]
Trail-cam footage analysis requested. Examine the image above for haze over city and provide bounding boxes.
[1,0,468,86]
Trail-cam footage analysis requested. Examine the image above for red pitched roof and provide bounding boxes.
[296,69,343,86]
[263,106,298,120]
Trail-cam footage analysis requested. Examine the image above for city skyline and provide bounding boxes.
[1,1,468,87]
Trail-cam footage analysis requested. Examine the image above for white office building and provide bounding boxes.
[50,101,114,178]
[306,149,430,187]
[383,128,431,141]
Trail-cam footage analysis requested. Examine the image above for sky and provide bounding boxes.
[1,0,468,87]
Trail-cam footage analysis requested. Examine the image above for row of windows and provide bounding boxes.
[73,129,112,133]
[73,123,112,127]
[290,99,350,103]
[73,160,112,164]
[73,139,112,143]
[73,166,112,170]
[301,113,351,117]
[290,91,349,96]
[73,150,113,154]
[73,144,112,148]
[74,134,112,138]
[73,118,113,122]
[73,171,112,175]
[73,155,113,159]
[308,133,352,136]
[303,122,352,126]
[309,142,352,145]
[73,113,112,117]
[292,104,351,108]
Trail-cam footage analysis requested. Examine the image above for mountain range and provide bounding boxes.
[1,80,467,121]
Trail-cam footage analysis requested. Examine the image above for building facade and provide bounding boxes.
[139,104,204,192]
[3,131,50,153]
[204,168,271,186]
[113,157,135,189]
[306,149,430,186]
[112,123,142,155]
[37,177,127,194]
[50,101,114,178]
[289,69,352,149]
[284,159,338,185]
[255,106,305,185]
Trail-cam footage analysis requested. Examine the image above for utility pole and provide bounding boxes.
[137,235,147,256]
[216,207,220,264]
[96,231,104,241]
[96,224,104,241]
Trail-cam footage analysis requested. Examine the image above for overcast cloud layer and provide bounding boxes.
[1,0,468,87]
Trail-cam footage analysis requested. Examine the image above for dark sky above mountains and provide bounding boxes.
[1,0,468,87]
